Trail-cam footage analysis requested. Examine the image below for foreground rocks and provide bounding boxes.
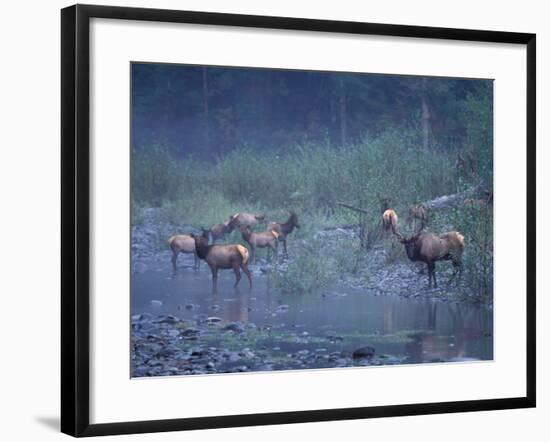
[131,313,408,377]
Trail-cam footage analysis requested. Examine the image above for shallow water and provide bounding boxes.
[132,263,493,365]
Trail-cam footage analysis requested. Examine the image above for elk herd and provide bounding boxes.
[167,193,489,290]
[168,212,299,290]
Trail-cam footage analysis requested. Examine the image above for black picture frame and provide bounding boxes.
[61,4,536,437]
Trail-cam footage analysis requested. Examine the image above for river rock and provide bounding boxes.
[157,315,178,324]
[166,329,180,338]
[181,328,199,337]
[156,348,175,358]
[227,352,241,362]
[352,346,375,359]
[223,322,245,333]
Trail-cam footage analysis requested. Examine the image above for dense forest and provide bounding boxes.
[132,63,492,162]
[131,62,493,301]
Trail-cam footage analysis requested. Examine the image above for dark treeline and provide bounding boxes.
[131,63,492,158]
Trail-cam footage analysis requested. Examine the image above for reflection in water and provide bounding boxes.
[132,267,493,364]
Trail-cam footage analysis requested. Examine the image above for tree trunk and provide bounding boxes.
[339,78,347,146]
[421,77,431,150]
[202,67,210,150]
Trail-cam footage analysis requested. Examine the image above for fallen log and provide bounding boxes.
[337,183,486,214]
[422,184,485,210]
[424,191,470,210]
[336,201,369,215]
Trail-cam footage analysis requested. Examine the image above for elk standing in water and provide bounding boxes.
[208,219,235,243]
[267,212,300,257]
[229,212,265,230]
[191,230,252,290]
[240,226,279,264]
[168,234,199,271]
[392,224,465,288]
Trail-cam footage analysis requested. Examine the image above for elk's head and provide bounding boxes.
[289,211,300,229]
[239,225,252,236]
[192,228,210,246]
[392,223,424,260]
[400,232,422,259]
[226,214,240,231]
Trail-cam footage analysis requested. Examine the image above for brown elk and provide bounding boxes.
[208,220,235,243]
[382,209,398,234]
[463,198,486,209]
[392,224,465,288]
[406,204,428,231]
[228,212,265,229]
[267,212,300,257]
[455,152,478,180]
[191,229,252,290]
[240,226,279,264]
[464,190,493,210]
[168,234,199,271]
[378,196,392,215]
[463,198,492,211]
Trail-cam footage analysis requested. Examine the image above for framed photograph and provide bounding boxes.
[61,4,536,437]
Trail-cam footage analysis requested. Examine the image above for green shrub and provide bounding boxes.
[449,204,493,302]
[270,246,333,293]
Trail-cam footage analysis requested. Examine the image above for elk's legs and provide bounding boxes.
[171,251,178,271]
[427,262,437,288]
[268,243,277,262]
[448,259,463,285]
[194,253,200,271]
[209,265,219,291]
[241,263,252,289]
[232,262,242,287]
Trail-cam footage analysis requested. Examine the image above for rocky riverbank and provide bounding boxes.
[132,313,410,377]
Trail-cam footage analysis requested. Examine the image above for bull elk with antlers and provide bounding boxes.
[392,223,465,288]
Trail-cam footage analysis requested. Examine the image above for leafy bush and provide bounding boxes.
[270,243,333,293]
[449,204,493,302]
[132,144,205,207]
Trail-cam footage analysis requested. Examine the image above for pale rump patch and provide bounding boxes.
[270,230,280,239]
[236,244,249,264]
[382,209,398,230]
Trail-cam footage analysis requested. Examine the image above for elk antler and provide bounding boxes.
[416,218,427,234]
[391,224,404,242]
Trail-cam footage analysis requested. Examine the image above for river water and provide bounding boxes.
[132,265,493,365]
